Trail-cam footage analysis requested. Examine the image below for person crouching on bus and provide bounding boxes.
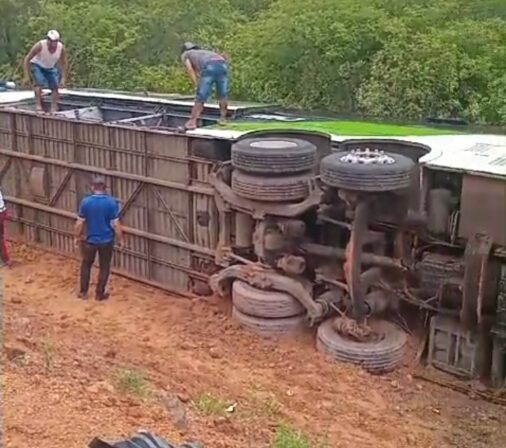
[23,30,68,114]
[180,42,229,130]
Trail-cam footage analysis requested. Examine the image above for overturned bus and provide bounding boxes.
[0,89,504,387]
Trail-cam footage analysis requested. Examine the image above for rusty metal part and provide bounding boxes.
[369,232,388,256]
[316,289,347,310]
[301,243,405,271]
[277,219,306,237]
[263,229,285,251]
[252,221,286,262]
[235,212,254,248]
[317,214,352,230]
[276,255,306,275]
[315,273,349,292]
[360,267,383,290]
[217,245,258,266]
[209,264,326,324]
[210,166,322,219]
[214,193,233,266]
[364,290,391,315]
[344,200,369,321]
[462,232,493,329]
[380,280,460,317]
[332,316,380,342]
[417,253,464,297]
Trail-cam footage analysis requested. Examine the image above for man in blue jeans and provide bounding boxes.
[74,175,124,301]
[23,30,68,113]
[180,42,229,130]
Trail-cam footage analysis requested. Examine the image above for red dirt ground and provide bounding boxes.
[3,241,506,448]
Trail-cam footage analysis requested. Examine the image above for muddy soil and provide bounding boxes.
[3,242,506,448]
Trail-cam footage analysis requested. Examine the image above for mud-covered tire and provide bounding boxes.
[231,170,311,202]
[320,151,414,192]
[232,138,317,174]
[232,307,307,337]
[232,281,305,318]
[316,318,407,374]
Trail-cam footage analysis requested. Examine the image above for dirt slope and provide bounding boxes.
[2,242,505,448]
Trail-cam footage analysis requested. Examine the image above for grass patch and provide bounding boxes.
[113,368,150,398]
[271,424,311,448]
[247,384,283,418]
[41,338,55,371]
[214,119,461,136]
[194,392,229,416]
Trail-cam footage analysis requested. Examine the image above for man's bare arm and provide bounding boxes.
[184,59,198,85]
[58,46,68,86]
[112,219,124,247]
[23,43,42,84]
[74,217,85,248]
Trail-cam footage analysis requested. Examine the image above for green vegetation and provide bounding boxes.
[270,424,330,448]
[113,368,150,398]
[194,392,229,416]
[0,0,505,124]
[271,425,311,448]
[217,120,460,136]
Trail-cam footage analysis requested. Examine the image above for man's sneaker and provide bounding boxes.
[96,292,110,302]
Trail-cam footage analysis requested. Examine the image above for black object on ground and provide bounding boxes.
[89,431,203,448]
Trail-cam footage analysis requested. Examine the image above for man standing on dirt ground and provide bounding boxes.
[23,30,68,114]
[74,175,124,301]
[180,42,229,130]
[0,187,11,267]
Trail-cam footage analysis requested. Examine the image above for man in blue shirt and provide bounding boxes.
[74,175,124,300]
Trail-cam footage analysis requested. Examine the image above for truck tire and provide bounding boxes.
[232,307,307,337]
[232,138,317,174]
[232,280,305,318]
[320,150,414,192]
[316,318,407,374]
[231,170,311,202]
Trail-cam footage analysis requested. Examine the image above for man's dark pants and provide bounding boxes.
[80,241,114,298]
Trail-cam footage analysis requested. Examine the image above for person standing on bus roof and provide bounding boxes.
[180,42,229,130]
[74,175,124,301]
[23,30,68,114]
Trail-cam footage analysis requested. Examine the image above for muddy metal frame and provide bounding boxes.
[0,108,232,295]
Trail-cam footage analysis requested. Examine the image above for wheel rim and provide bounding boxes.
[250,139,299,149]
[340,149,396,165]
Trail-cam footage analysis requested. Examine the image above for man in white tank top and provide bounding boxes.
[23,30,68,114]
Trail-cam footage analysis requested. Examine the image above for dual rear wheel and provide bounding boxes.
[231,281,407,373]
